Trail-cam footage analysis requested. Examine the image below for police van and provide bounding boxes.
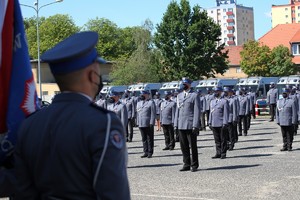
[277,75,300,99]
[158,80,199,97]
[195,78,239,94]
[99,85,128,98]
[128,83,162,97]
[237,76,279,99]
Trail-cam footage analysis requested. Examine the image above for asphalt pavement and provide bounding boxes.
[127,116,300,200]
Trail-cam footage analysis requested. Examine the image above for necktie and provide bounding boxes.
[184,93,187,98]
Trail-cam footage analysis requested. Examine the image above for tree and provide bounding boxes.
[154,0,228,81]
[110,20,162,85]
[25,14,79,59]
[240,40,271,76]
[269,45,296,76]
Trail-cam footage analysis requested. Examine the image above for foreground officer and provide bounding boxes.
[14,32,130,199]
[276,88,297,151]
[107,91,128,130]
[174,78,200,172]
[136,90,156,158]
[160,91,177,150]
[209,87,229,159]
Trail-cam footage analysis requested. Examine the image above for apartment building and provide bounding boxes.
[206,0,255,46]
[272,0,300,28]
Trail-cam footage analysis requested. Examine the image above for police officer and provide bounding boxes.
[246,88,253,130]
[209,87,229,159]
[276,88,297,151]
[174,78,200,172]
[14,31,130,199]
[249,87,257,119]
[196,89,207,131]
[288,86,299,136]
[122,90,136,142]
[223,87,238,150]
[136,90,156,158]
[154,92,163,131]
[160,91,177,150]
[95,93,107,109]
[171,89,180,142]
[238,88,250,136]
[107,91,128,131]
[267,82,278,122]
[205,88,214,127]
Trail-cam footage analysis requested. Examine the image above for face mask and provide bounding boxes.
[183,84,189,91]
[108,97,115,104]
[223,92,228,97]
[140,96,146,101]
[239,92,243,95]
[165,96,169,100]
[124,94,129,98]
[93,72,103,98]
[214,93,220,98]
[282,93,288,98]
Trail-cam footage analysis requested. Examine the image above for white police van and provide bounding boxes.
[128,83,162,98]
[237,76,279,99]
[196,78,239,94]
[158,80,199,97]
[100,85,128,98]
[277,75,300,99]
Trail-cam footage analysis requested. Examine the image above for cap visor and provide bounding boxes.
[96,57,107,64]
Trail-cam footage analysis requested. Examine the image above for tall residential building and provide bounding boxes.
[272,0,300,28]
[206,0,255,46]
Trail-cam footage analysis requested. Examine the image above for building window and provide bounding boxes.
[229,29,234,34]
[223,8,226,12]
[298,6,300,9]
[229,22,235,26]
[224,30,227,34]
[285,8,288,11]
[42,91,48,96]
[224,38,227,43]
[236,67,241,73]
[223,16,226,19]
[286,15,289,18]
[292,43,300,55]
[228,8,233,12]
[298,13,300,17]
[218,20,221,23]
[54,91,60,94]
[211,10,213,14]
[224,23,227,27]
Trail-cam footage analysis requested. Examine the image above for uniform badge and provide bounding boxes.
[110,130,123,149]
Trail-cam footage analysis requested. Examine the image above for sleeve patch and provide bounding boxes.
[110,130,124,149]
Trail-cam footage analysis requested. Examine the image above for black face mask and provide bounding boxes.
[140,96,146,100]
[282,93,288,98]
[165,96,169,100]
[223,92,228,97]
[93,72,103,99]
[214,93,220,98]
[124,94,129,98]
[183,84,189,91]
[108,97,115,104]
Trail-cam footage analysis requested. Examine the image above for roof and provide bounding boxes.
[259,24,300,49]
[223,46,243,66]
[290,29,300,43]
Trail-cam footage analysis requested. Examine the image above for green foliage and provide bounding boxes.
[25,14,79,59]
[154,0,228,81]
[269,45,296,76]
[240,41,295,77]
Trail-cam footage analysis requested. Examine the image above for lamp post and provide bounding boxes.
[21,0,63,100]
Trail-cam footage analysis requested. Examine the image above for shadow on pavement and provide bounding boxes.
[231,154,273,158]
[237,139,272,143]
[128,163,181,169]
[128,152,144,155]
[205,164,261,171]
[152,154,182,158]
[127,146,144,149]
[199,145,214,149]
[250,132,277,136]
[198,138,215,142]
[235,145,273,150]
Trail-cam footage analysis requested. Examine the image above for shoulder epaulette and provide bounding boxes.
[90,102,110,114]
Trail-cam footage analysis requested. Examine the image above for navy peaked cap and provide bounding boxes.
[141,90,150,95]
[41,31,106,75]
[182,77,192,84]
[164,91,172,96]
[223,87,232,92]
[282,88,290,93]
[213,86,223,91]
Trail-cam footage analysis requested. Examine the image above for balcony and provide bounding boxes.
[227,40,236,45]
[227,26,235,30]
[227,18,235,23]
[227,33,234,38]
[226,11,234,16]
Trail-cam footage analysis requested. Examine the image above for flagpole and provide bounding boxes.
[20,0,63,100]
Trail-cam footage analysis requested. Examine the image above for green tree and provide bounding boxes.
[240,40,271,76]
[269,45,296,76]
[25,14,79,59]
[154,0,228,81]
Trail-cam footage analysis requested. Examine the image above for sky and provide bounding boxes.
[20,0,290,40]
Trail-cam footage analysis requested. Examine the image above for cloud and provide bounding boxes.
[264,11,272,18]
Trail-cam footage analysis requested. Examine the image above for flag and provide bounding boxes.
[0,0,40,164]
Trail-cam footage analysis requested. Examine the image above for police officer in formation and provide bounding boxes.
[122,90,136,142]
[15,31,130,199]
[276,88,297,151]
[246,88,254,130]
[197,89,207,131]
[171,89,180,142]
[237,88,250,136]
[205,88,214,127]
[95,93,107,109]
[209,87,229,159]
[107,91,128,129]
[136,90,156,158]
[154,92,163,131]
[174,78,200,172]
[267,82,278,122]
[248,87,257,119]
[160,91,177,150]
[287,85,299,136]
[223,87,239,150]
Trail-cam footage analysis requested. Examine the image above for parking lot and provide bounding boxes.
[127,117,300,200]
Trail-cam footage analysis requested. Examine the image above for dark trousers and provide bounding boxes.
[212,127,228,156]
[233,122,238,142]
[252,105,256,119]
[247,114,251,130]
[200,112,206,130]
[293,124,298,135]
[126,118,134,141]
[238,115,248,135]
[178,130,199,169]
[139,127,154,155]
[228,122,235,146]
[281,126,294,149]
[205,110,210,126]
[162,124,175,148]
[175,128,179,142]
[269,103,276,120]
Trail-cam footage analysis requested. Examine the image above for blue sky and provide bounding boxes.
[20,0,289,39]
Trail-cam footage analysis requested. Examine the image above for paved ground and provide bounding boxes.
[127,117,300,200]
